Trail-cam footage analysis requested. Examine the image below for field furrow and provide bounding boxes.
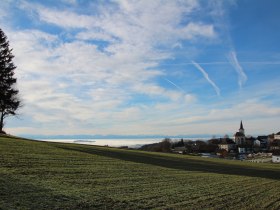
[0,137,279,209]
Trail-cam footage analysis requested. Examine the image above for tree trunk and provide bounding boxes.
[0,112,4,133]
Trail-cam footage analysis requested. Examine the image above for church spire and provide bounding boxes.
[239,120,244,134]
[240,120,244,130]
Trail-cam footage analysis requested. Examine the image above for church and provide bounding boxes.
[233,121,254,153]
[234,121,246,145]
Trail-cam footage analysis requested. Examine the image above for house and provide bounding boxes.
[256,136,268,151]
[245,136,255,146]
[268,133,275,147]
[272,155,280,163]
[254,139,261,147]
[270,140,280,151]
[257,135,268,142]
[173,146,186,154]
[274,132,280,140]
[218,138,236,152]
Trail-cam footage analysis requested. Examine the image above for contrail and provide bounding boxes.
[164,78,184,92]
[208,1,247,89]
[162,61,280,65]
[228,51,247,88]
[192,61,221,96]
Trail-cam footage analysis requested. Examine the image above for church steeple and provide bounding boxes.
[239,120,244,134]
[240,121,244,130]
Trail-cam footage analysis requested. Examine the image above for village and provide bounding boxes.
[170,121,280,163]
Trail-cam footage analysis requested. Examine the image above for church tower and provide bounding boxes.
[234,120,246,146]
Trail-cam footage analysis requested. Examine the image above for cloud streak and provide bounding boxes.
[161,61,280,66]
[228,51,247,88]
[192,61,220,96]
[208,2,248,89]
[3,0,216,135]
[164,78,184,92]
[2,0,280,136]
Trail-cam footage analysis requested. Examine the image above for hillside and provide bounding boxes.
[0,136,280,209]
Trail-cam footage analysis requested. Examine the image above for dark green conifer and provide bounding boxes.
[0,28,21,134]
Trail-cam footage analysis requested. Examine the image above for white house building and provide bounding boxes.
[274,132,280,140]
[218,139,236,152]
[272,155,280,163]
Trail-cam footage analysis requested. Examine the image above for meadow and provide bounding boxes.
[0,136,279,210]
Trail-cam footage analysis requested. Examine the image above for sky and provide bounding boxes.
[1,0,280,137]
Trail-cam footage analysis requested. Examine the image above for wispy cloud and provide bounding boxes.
[164,78,184,92]
[228,51,247,88]
[3,0,216,135]
[192,61,220,96]
[208,1,248,89]
[161,61,280,66]
[2,0,280,136]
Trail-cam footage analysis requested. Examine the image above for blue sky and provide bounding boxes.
[1,0,280,137]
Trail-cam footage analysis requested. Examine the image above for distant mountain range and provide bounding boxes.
[21,134,213,140]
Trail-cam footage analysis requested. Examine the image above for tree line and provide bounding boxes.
[139,137,230,153]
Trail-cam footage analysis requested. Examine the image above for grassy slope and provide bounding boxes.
[0,136,279,210]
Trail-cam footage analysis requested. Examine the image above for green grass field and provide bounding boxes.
[0,136,279,210]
